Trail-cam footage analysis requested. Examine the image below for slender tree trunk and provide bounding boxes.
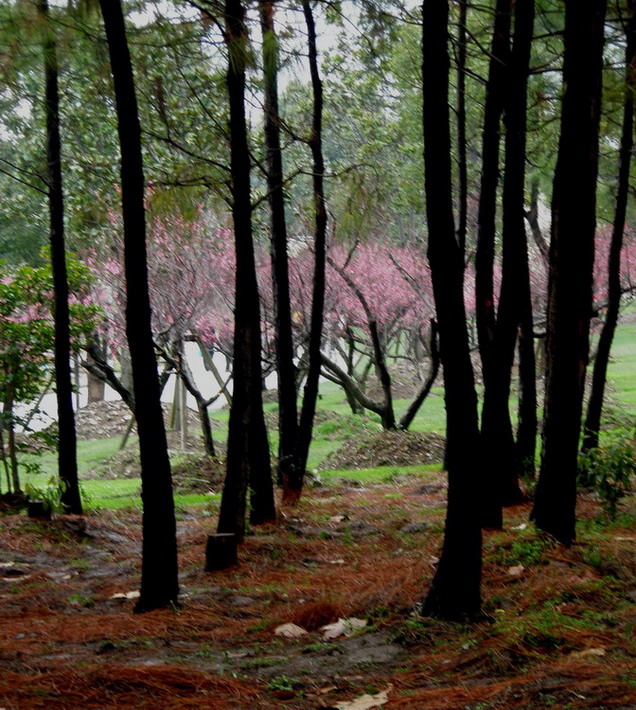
[288,0,328,503]
[40,0,82,515]
[98,0,179,611]
[259,0,299,490]
[0,424,11,494]
[525,177,550,264]
[456,0,468,263]
[421,0,482,620]
[501,0,536,492]
[3,383,20,494]
[398,320,440,430]
[481,0,535,520]
[86,335,106,404]
[582,1,635,452]
[194,333,232,406]
[475,0,511,372]
[531,0,606,545]
[474,0,512,529]
[217,0,275,537]
[516,317,537,476]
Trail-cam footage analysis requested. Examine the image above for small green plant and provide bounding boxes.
[67,592,95,608]
[24,475,67,515]
[266,675,299,692]
[578,435,635,519]
[301,641,341,654]
[492,531,553,567]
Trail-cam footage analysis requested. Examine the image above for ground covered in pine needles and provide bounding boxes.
[1,476,635,709]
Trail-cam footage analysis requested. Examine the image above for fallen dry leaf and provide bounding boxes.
[322,617,367,639]
[274,623,307,638]
[110,590,140,600]
[571,647,606,658]
[336,685,392,710]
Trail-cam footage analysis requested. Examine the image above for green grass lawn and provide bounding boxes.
[10,319,635,511]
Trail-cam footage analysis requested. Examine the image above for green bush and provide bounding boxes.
[578,434,635,520]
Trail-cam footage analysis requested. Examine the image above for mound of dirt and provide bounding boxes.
[318,429,446,471]
[43,400,205,441]
[84,449,225,494]
[264,408,374,441]
[171,455,226,494]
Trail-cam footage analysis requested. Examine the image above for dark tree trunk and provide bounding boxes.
[98,0,179,612]
[40,0,82,515]
[474,0,512,530]
[456,0,468,263]
[217,0,275,536]
[515,71,539,478]
[516,316,538,476]
[531,0,606,545]
[288,0,328,503]
[475,0,511,372]
[480,0,535,522]
[421,0,482,620]
[582,1,635,452]
[259,0,299,490]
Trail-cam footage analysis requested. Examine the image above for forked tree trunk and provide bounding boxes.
[421,0,482,620]
[217,0,275,538]
[582,0,635,452]
[481,0,535,523]
[98,0,179,612]
[40,0,82,515]
[531,0,607,545]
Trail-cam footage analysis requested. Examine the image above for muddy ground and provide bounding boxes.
[1,477,635,709]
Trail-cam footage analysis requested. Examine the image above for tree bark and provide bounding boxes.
[455,0,468,263]
[40,0,82,515]
[288,0,328,503]
[480,0,535,525]
[582,0,635,452]
[421,0,482,620]
[98,0,179,612]
[217,0,275,537]
[473,0,512,529]
[475,0,511,374]
[531,0,607,545]
[259,0,299,491]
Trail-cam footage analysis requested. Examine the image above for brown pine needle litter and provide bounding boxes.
[1,482,634,709]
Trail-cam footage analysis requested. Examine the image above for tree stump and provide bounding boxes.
[27,500,52,520]
[205,533,238,571]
